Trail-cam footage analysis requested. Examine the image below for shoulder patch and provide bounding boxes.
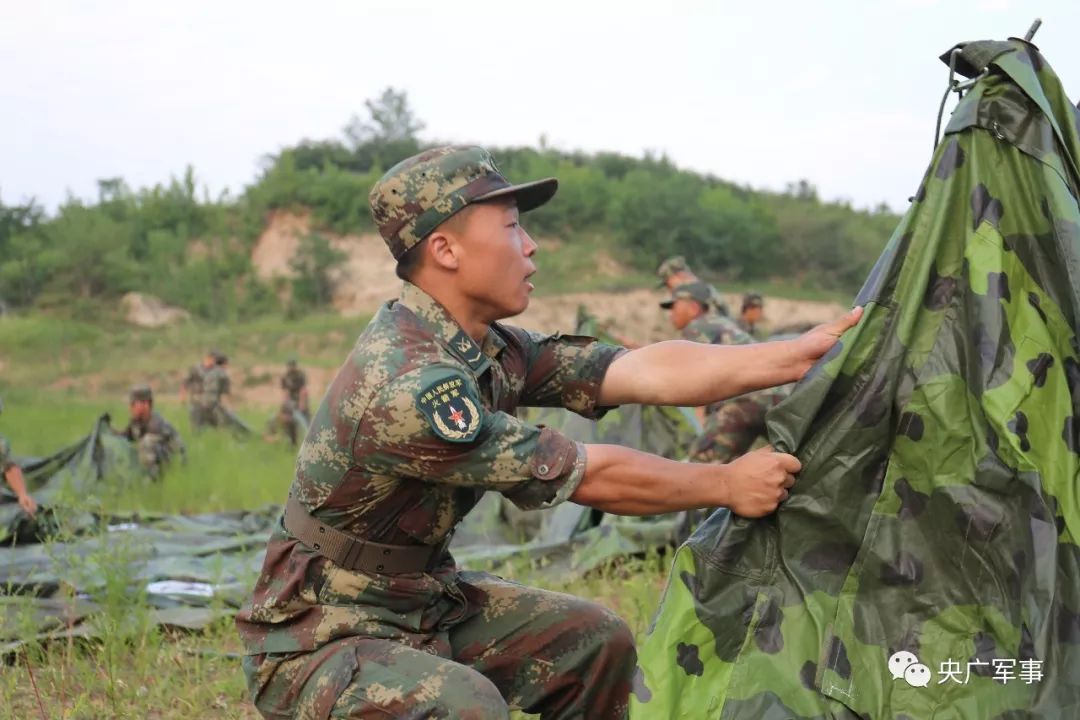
[416,374,482,443]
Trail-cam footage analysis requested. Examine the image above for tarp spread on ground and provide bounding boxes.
[1,507,278,656]
[0,415,142,544]
[3,401,701,652]
[634,38,1080,718]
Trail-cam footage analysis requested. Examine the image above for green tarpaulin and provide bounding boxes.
[634,38,1080,718]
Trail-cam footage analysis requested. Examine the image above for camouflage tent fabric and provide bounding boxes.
[634,38,1080,718]
[0,414,143,544]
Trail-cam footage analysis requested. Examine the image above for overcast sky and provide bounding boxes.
[2,0,1077,214]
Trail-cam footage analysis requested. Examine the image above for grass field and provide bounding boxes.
[0,393,671,719]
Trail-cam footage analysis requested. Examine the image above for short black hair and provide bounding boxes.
[395,239,428,282]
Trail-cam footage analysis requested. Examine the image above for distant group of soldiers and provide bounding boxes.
[655,255,790,465]
[1,355,310,516]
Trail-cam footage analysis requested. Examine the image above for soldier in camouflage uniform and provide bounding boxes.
[236,145,860,719]
[180,352,215,428]
[0,398,37,517]
[118,386,185,480]
[655,255,730,316]
[661,281,792,464]
[196,353,251,434]
[281,358,309,419]
[738,290,766,339]
[266,359,310,446]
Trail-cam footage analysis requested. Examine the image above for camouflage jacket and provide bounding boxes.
[681,312,754,347]
[121,411,181,446]
[236,282,625,654]
[281,368,307,404]
[682,313,756,415]
[197,366,230,407]
[737,317,764,340]
[183,365,204,394]
[0,433,12,472]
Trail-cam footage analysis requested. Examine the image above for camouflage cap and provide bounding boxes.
[129,385,153,403]
[660,281,712,309]
[656,256,693,287]
[369,146,558,260]
[742,291,764,309]
[286,357,298,367]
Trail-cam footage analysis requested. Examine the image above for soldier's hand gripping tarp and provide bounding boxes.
[634,38,1080,719]
[0,414,142,544]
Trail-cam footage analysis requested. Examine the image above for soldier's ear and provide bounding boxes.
[426,231,460,272]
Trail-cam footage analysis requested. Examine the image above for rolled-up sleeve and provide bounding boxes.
[506,328,626,418]
[357,368,588,510]
[0,436,13,473]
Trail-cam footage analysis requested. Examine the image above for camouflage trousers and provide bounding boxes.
[191,403,251,435]
[243,572,635,719]
[688,384,791,464]
[264,405,310,446]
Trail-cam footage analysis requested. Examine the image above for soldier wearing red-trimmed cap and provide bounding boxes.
[236,145,861,719]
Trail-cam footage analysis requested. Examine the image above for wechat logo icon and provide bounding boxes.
[889,651,931,688]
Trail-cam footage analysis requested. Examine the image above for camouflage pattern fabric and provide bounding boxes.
[119,411,185,479]
[680,311,754,348]
[193,366,250,434]
[265,400,309,447]
[0,433,13,473]
[634,38,1080,718]
[680,307,792,463]
[281,367,309,417]
[237,281,632,718]
[183,364,207,427]
[369,146,557,260]
[688,386,789,464]
[655,255,731,316]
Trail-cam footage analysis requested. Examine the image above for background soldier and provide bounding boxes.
[180,350,215,429]
[236,145,860,719]
[118,385,185,479]
[281,358,309,419]
[198,352,251,435]
[740,291,766,339]
[266,359,310,446]
[660,281,791,463]
[655,254,731,316]
[0,398,37,517]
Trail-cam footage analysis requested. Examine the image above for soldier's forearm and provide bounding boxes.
[4,466,31,500]
[571,445,730,515]
[598,340,802,407]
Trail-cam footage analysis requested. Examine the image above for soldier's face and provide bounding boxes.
[454,199,538,320]
[743,305,764,324]
[129,400,151,420]
[669,298,702,330]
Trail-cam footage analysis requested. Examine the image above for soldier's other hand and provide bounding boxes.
[789,306,863,378]
[724,446,800,518]
[18,493,37,517]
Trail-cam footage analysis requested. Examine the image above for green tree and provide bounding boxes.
[289,233,347,311]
